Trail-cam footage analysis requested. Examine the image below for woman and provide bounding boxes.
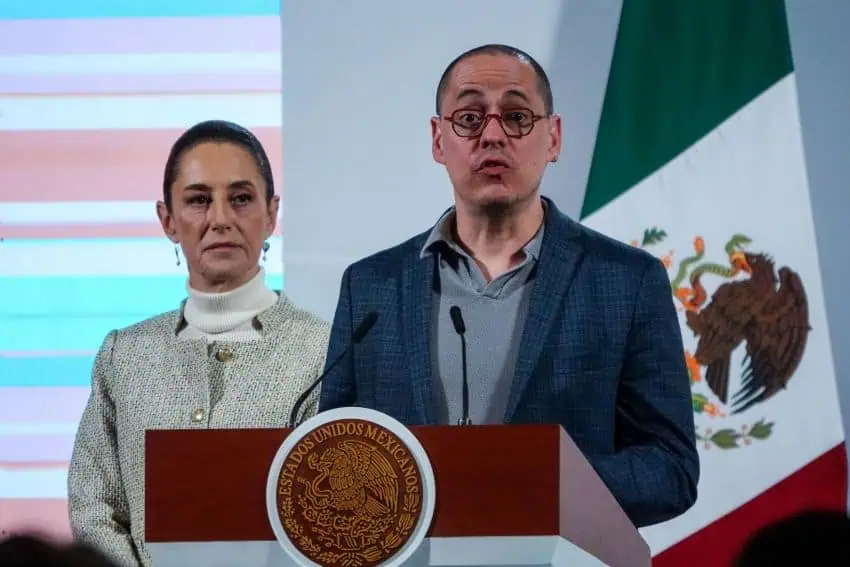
[66,120,330,566]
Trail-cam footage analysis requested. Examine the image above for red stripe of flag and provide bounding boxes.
[654,443,848,565]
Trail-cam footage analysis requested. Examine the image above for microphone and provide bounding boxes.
[286,311,379,428]
[449,306,471,426]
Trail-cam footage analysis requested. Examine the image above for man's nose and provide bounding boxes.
[480,115,507,147]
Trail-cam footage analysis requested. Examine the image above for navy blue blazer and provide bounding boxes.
[319,198,699,527]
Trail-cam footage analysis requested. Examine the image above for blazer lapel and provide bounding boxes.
[401,245,436,425]
[504,205,585,422]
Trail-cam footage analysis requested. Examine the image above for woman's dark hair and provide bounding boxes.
[162,120,275,212]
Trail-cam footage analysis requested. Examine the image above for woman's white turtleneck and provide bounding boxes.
[179,267,279,342]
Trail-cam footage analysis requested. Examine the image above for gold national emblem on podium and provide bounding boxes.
[275,418,424,567]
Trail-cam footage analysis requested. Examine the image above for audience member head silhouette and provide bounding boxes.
[0,534,117,567]
[733,508,850,567]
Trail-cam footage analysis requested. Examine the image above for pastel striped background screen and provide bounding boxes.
[0,0,284,536]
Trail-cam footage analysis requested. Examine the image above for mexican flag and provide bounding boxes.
[579,1,847,564]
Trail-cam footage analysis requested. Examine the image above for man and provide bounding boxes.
[319,44,698,527]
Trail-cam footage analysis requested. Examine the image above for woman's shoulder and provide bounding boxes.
[86,308,184,391]
[93,307,182,356]
[267,292,330,339]
[116,306,183,339]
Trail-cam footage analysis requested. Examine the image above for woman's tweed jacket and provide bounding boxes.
[67,292,330,566]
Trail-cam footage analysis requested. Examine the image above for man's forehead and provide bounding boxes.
[451,54,535,84]
[447,54,538,100]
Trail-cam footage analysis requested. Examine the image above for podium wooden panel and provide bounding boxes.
[145,424,650,567]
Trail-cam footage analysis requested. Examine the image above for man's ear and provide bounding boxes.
[431,116,445,165]
[547,114,563,163]
[156,201,178,243]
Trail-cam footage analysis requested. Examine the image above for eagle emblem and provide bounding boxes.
[276,419,423,567]
[632,229,811,449]
[304,439,400,523]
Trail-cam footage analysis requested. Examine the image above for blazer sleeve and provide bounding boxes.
[318,265,357,410]
[590,257,700,527]
[291,322,332,425]
[67,331,142,567]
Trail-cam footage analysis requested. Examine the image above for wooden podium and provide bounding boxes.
[144,424,650,567]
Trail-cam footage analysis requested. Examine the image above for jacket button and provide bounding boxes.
[191,408,206,423]
[215,346,233,362]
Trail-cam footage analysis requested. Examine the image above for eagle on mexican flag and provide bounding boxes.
[578,1,847,564]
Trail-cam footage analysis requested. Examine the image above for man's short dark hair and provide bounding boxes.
[435,44,554,115]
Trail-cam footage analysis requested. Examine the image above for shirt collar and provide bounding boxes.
[419,199,547,261]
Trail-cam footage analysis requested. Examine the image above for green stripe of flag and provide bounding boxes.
[581,0,794,218]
